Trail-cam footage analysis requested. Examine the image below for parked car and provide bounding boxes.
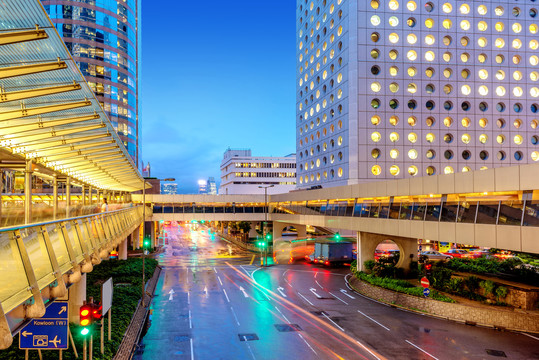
[443,249,472,258]
[420,250,453,261]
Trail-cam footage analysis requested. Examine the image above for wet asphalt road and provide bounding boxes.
[135,224,539,360]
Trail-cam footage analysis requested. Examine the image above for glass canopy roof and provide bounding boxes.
[0,0,144,191]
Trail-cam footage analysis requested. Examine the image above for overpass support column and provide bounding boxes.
[272,222,289,239]
[249,222,258,238]
[295,224,307,238]
[118,237,128,260]
[24,159,33,224]
[150,221,156,248]
[132,225,140,249]
[68,273,86,323]
[88,186,93,205]
[356,232,379,272]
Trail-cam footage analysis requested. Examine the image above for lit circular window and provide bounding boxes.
[478,85,489,96]
[389,149,399,159]
[443,84,453,95]
[407,1,416,11]
[338,168,343,177]
[530,24,538,34]
[389,33,399,43]
[408,166,418,176]
[408,83,417,94]
[514,71,523,81]
[514,135,523,145]
[495,22,504,32]
[444,166,454,175]
[407,50,417,61]
[425,51,435,61]
[443,68,451,78]
[389,116,399,126]
[426,133,435,143]
[371,82,381,92]
[496,54,505,64]
[513,39,522,49]
[371,115,380,125]
[513,55,521,65]
[478,5,487,15]
[532,120,539,129]
[495,38,505,48]
[444,133,453,144]
[389,165,400,176]
[389,16,399,27]
[426,166,436,176]
[513,23,522,33]
[443,117,453,127]
[478,37,487,47]
[461,85,471,96]
[443,36,452,46]
[370,0,380,9]
[371,32,380,43]
[461,118,470,127]
[408,132,417,143]
[478,69,488,80]
[460,4,470,14]
[497,135,505,144]
[371,132,381,142]
[389,65,398,75]
[460,20,471,31]
[531,72,539,81]
[479,134,488,144]
[532,152,539,162]
[389,132,399,142]
[408,116,416,126]
[371,165,382,176]
[442,3,452,13]
[514,119,522,129]
[460,52,469,62]
[337,136,343,146]
[407,34,417,45]
[497,118,506,129]
[495,6,504,16]
[462,167,471,172]
[530,56,539,66]
[442,19,452,29]
[371,148,380,159]
[371,49,380,59]
[425,35,435,45]
[461,69,470,79]
[426,149,435,160]
[478,21,488,31]
[408,149,418,160]
[513,87,523,97]
[530,40,539,50]
[461,134,471,144]
[389,0,399,10]
[531,88,539,98]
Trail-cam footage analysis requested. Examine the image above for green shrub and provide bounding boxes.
[363,259,375,272]
[447,277,464,293]
[480,280,496,296]
[350,259,358,272]
[431,267,452,290]
[464,275,480,293]
[495,286,509,300]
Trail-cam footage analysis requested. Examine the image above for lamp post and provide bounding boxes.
[258,184,274,266]
[142,177,174,306]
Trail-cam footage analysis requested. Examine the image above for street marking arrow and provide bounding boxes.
[277,287,287,297]
[204,286,208,298]
[21,331,32,338]
[58,306,67,315]
[239,286,249,298]
[50,336,61,348]
[340,289,356,299]
[168,289,175,301]
[310,287,322,298]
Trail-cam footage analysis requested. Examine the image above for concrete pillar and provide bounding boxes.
[356,232,379,272]
[53,174,58,220]
[248,222,258,238]
[272,221,288,239]
[150,221,156,248]
[132,225,140,249]
[66,176,71,218]
[88,186,93,205]
[81,185,86,206]
[68,273,86,323]
[295,224,307,238]
[24,159,32,224]
[356,232,418,272]
[118,238,128,260]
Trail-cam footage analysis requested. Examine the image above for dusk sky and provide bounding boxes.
[140,1,297,193]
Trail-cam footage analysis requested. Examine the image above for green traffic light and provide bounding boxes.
[265,234,271,240]
[81,327,89,336]
[335,232,341,240]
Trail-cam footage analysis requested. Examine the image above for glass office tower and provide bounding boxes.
[43,0,139,165]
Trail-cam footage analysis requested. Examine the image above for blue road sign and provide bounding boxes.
[19,301,68,350]
[423,288,431,297]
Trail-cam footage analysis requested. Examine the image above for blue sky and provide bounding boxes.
[140,1,297,193]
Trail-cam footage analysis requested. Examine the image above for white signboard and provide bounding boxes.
[101,278,113,314]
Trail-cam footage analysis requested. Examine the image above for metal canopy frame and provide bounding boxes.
[0,0,144,191]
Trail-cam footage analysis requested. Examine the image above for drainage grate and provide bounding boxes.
[174,335,190,342]
[238,333,259,341]
[274,324,302,332]
[485,349,507,357]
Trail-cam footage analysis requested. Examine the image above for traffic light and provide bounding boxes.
[257,240,267,247]
[265,233,272,241]
[92,303,103,321]
[143,236,151,249]
[425,263,433,276]
[79,304,93,336]
[334,232,341,241]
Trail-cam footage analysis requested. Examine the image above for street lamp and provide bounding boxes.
[258,184,274,267]
[142,177,174,306]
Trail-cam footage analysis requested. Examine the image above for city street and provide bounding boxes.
[136,224,539,360]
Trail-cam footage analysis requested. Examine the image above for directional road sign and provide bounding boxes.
[20,301,68,350]
[423,288,431,297]
[420,277,430,288]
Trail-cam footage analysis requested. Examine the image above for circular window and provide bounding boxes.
[389,149,399,159]
[371,132,381,142]
[408,132,417,143]
[389,99,399,109]
[389,132,399,142]
[371,32,380,42]
[461,117,470,127]
[444,150,453,160]
[426,117,435,127]
[408,100,417,110]
[371,66,380,75]
[389,116,399,126]
[371,115,380,125]
[443,117,453,127]
[514,151,523,161]
[462,150,471,160]
[408,166,418,176]
[461,134,471,144]
[426,149,435,160]
[408,149,418,159]
[497,151,506,161]
[443,101,453,111]
[426,166,436,176]
[371,99,380,109]
[371,165,382,175]
[408,116,417,126]
[371,148,380,159]
[532,136,539,145]
[461,102,470,111]
[496,102,506,112]
[479,102,488,112]
[370,49,380,59]
[371,82,381,92]
[426,133,435,143]
[532,151,539,162]
[425,100,435,110]
[407,1,417,11]
[444,166,454,175]
[514,135,523,145]
[444,134,453,143]
[389,165,400,176]
[514,103,523,113]
[407,17,416,28]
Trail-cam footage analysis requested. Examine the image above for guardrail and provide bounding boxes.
[0,206,146,349]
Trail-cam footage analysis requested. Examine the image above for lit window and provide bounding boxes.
[389,16,399,27]
[478,85,488,96]
[461,134,471,144]
[371,0,379,9]
[389,0,399,10]
[460,20,471,30]
[371,165,381,175]
[478,21,488,31]
[426,166,436,176]
[530,24,538,34]
[337,73,343,83]
[389,50,398,60]
[443,68,451,78]
[389,149,399,159]
[371,82,381,93]
[478,5,487,15]
[408,149,418,159]
[514,135,523,145]
[407,34,417,44]
[513,23,522,33]
[371,115,380,125]
[442,3,452,13]
[460,53,469,63]
[389,132,399,142]
[479,134,488,144]
[460,4,470,14]
[407,50,417,61]
[442,19,452,29]
[531,56,539,66]
[495,22,504,32]
[371,132,381,142]
[461,118,470,127]
[425,51,435,61]
[408,116,416,126]
[407,83,417,93]
[531,40,539,50]
[425,35,435,45]
[495,38,505,48]
[531,87,539,97]
[389,165,400,176]
[513,71,523,81]
[496,70,505,81]
[389,116,399,126]
[513,39,522,49]
[495,6,504,16]
[478,37,487,47]
[426,133,435,143]
[408,132,417,143]
[513,87,523,97]
[371,148,380,159]
[407,67,417,77]
[497,135,505,144]
[478,69,488,79]
[461,85,471,96]
[443,117,453,127]
[389,33,399,43]
[408,166,418,176]
[425,18,434,28]
[407,1,416,11]
[444,166,454,175]
[479,118,488,128]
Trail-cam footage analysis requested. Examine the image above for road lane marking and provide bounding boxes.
[405,340,439,360]
[357,310,390,331]
[297,292,315,306]
[217,275,223,286]
[322,312,345,332]
[189,310,192,329]
[240,265,252,277]
[277,286,287,297]
[223,289,230,303]
[356,341,381,360]
[274,306,291,323]
[522,332,539,341]
[329,292,349,305]
[249,255,255,265]
[187,291,190,305]
[230,306,240,326]
[310,287,322,298]
[314,271,318,278]
[190,338,194,360]
[316,280,324,289]
[340,289,356,299]
[243,335,257,360]
[298,333,317,355]
[239,286,249,298]
[213,267,217,273]
[168,289,175,301]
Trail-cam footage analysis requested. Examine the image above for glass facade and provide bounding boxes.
[43,0,139,164]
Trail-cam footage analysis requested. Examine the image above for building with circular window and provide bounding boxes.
[43,0,140,165]
[296,0,539,188]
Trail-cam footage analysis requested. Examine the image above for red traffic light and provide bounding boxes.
[425,263,432,271]
[79,304,93,328]
[92,304,103,320]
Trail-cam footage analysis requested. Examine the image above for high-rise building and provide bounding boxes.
[296,0,539,189]
[43,1,140,165]
[207,177,217,195]
[220,148,296,195]
[198,180,207,194]
[161,183,178,195]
